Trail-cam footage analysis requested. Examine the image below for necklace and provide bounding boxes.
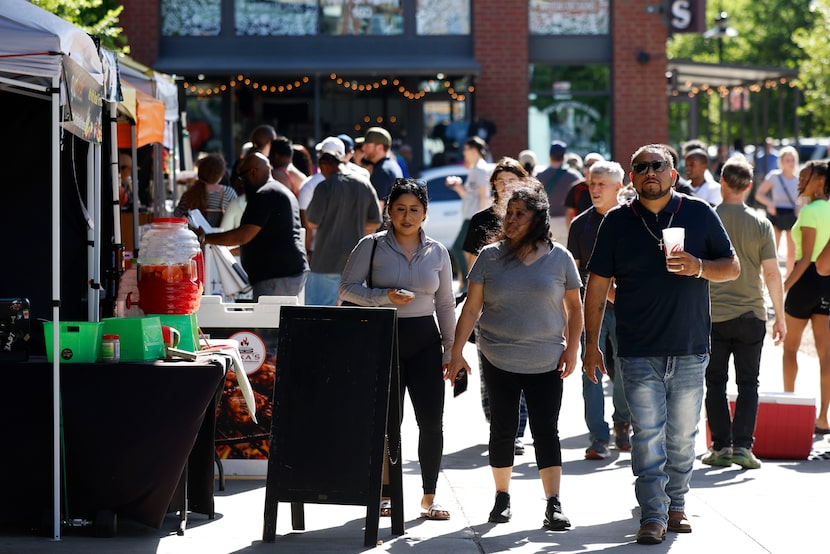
[632,196,682,251]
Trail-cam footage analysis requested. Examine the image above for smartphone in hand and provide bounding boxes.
[453,371,468,397]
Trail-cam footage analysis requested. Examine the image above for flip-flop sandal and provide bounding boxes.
[420,503,450,520]
[380,499,392,517]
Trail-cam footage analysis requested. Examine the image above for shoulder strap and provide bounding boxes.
[776,174,798,208]
[544,167,567,195]
[367,236,378,289]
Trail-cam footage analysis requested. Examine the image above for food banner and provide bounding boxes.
[196,296,298,475]
[62,56,103,142]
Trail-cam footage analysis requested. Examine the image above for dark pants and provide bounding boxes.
[481,355,563,469]
[396,316,445,495]
[705,315,766,450]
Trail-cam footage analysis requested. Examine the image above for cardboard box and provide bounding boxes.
[196,295,298,476]
[706,392,816,459]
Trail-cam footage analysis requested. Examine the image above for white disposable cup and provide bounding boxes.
[663,227,685,271]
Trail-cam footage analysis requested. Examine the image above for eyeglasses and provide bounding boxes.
[632,160,670,175]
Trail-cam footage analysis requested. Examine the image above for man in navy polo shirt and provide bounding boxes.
[582,144,740,545]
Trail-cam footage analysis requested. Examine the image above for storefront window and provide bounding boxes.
[320,1,403,35]
[236,0,318,36]
[185,90,225,161]
[417,0,470,35]
[529,0,609,35]
[528,65,611,159]
[161,0,221,36]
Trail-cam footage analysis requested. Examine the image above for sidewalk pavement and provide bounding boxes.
[2,318,828,553]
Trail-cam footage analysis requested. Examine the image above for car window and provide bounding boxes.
[424,177,461,203]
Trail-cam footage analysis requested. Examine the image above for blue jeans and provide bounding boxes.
[252,271,308,300]
[304,272,341,306]
[582,306,631,441]
[619,354,707,526]
[706,316,766,449]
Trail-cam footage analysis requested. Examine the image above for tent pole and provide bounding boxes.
[131,125,139,257]
[110,103,122,245]
[169,120,178,215]
[153,143,165,217]
[88,143,101,322]
[51,73,62,542]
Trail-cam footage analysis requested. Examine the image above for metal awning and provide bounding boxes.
[667,60,798,94]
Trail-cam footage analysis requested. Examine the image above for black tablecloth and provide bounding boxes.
[0,356,225,531]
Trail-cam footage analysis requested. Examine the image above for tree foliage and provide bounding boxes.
[32,0,129,53]
[667,0,814,67]
[793,0,830,133]
[666,0,827,138]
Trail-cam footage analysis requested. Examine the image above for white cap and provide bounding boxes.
[315,136,345,161]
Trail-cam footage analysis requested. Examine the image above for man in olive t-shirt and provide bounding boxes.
[703,156,786,469]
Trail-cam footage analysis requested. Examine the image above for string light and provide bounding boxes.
[182,73,472,102]
[673,77,794,99]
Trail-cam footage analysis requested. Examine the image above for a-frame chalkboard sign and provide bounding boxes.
[262,306,404,546]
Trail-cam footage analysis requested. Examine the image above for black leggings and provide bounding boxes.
[481,355,563,469]
[396,316,444,495]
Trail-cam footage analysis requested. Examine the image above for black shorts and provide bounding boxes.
[768,208,798,231]
[785,263,830,319]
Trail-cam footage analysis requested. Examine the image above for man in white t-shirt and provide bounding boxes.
[685,148,722,206]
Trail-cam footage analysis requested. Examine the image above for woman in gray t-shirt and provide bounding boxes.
[449,184,583,530]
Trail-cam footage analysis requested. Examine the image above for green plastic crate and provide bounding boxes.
[43,321,101,363]
[156,313,200,352]
[100,317,165,362]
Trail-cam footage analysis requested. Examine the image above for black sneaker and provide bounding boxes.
[488,491,511,523]
[543,496,571,530]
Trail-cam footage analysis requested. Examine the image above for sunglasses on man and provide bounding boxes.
[632,160,670,175]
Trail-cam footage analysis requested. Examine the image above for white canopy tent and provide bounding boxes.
[0,0,106,540]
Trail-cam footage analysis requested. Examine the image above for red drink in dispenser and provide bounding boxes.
[136,218,205,314]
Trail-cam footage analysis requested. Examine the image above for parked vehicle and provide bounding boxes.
[774,137,830,167]
[416,164,466,248]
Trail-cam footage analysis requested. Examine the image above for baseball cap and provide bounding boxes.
[315,136,345,161]
[336,133,355,153]
[518,149,537,168]
[364,127,392,148]
[549,140,567,156]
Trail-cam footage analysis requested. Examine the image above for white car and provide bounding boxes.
[417,165,467,248]
[417,163,495,248]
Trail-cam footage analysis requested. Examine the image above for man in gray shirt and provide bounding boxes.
[536,140,585,244]
[305,137,382,305]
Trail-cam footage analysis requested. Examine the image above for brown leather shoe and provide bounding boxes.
[636,522,666,544]
[667,510,692,533]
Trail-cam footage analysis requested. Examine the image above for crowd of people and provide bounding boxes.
[174,125,829,545]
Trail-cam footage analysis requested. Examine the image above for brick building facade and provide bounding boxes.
[121,0,669,166]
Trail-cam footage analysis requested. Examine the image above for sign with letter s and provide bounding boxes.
[670,0,707,34]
